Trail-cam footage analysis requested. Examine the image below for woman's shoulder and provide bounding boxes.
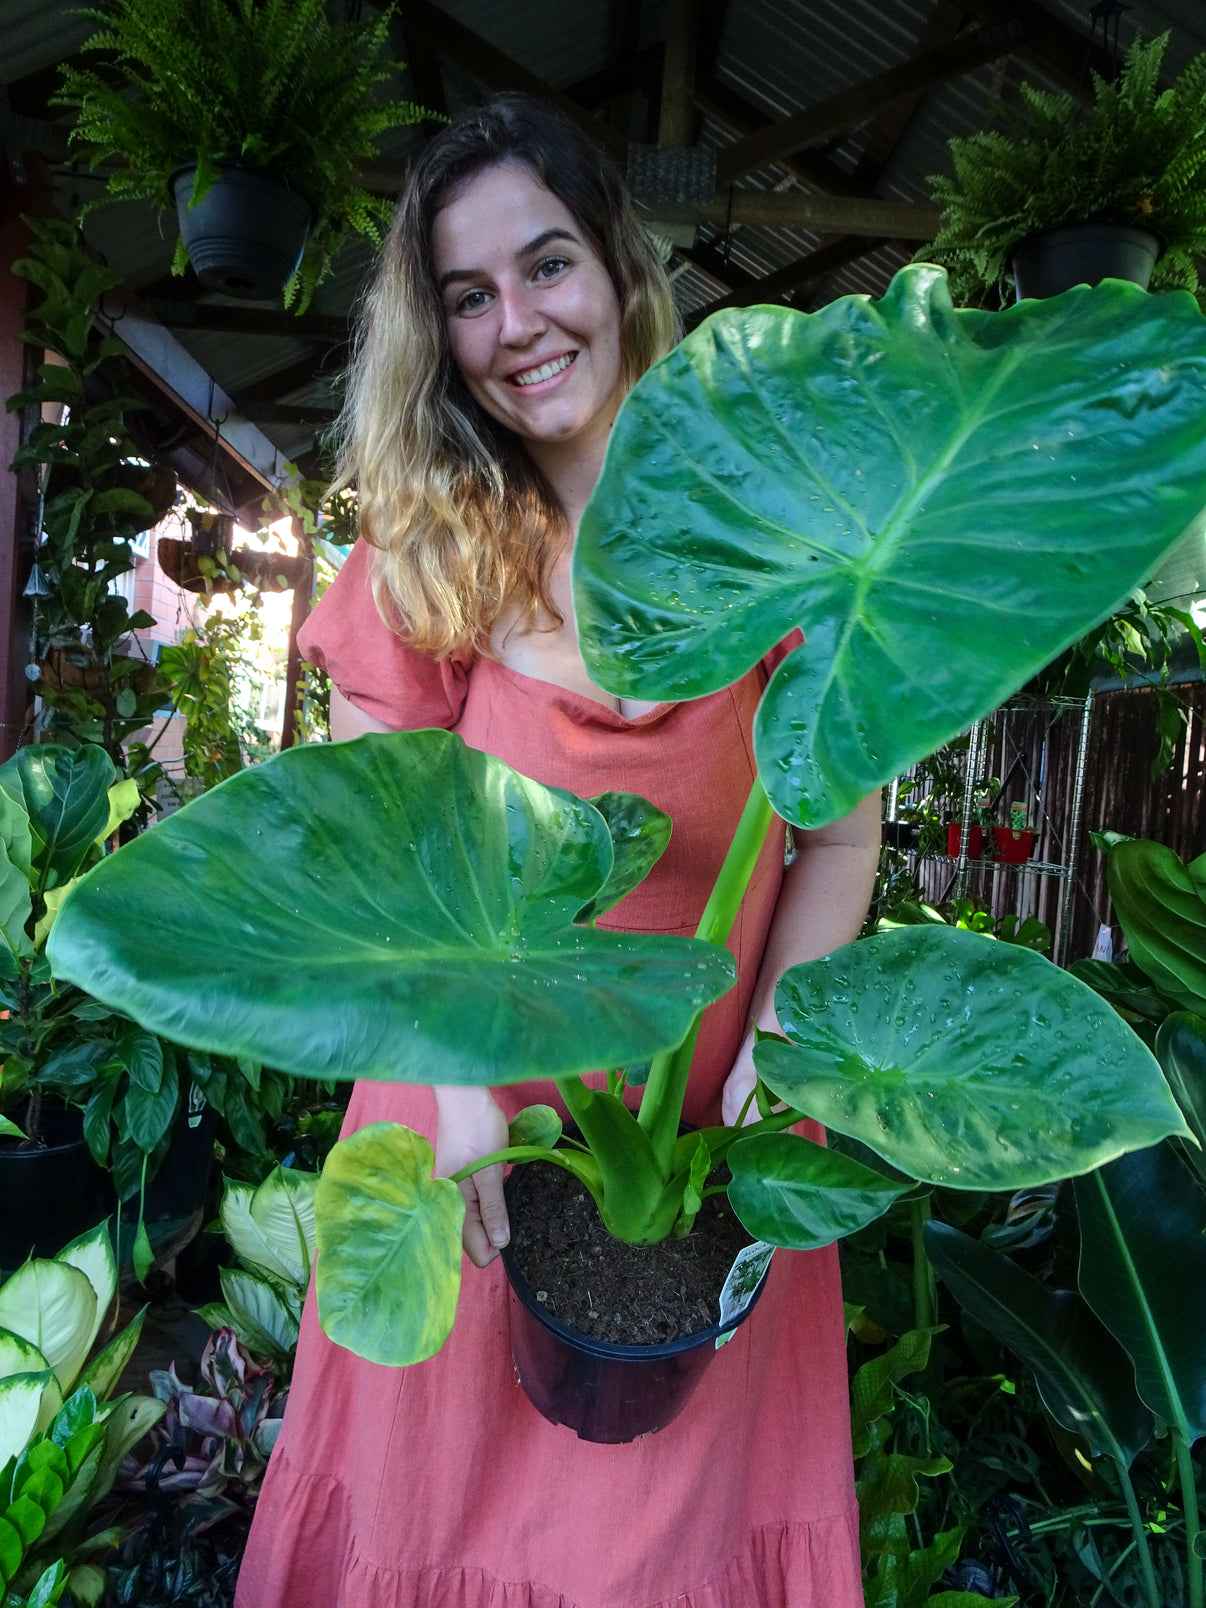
[298,539,473,730]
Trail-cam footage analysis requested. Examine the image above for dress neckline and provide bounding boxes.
[487,656,678,728]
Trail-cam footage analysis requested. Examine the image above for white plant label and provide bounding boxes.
[715,1241,774,1348]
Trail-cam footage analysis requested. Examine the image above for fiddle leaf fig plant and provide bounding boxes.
[46,265,1206,1368]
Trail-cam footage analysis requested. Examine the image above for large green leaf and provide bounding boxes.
[1074,1141,1206,1442]
[47,731,735,1085]
[756,926,1187,1189]
[923,1221,1154,1465]
[0,805,33,966]
[0,1265,96,1396]
[727,1130,910,1248]
[315,1123,465,1366]
[574,267,1206,827]
[1104,838,1206,1014]
[0,747,115,892]
[1155,1012,1206,1185]
[575,791,672,924]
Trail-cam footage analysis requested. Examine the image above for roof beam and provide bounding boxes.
[690,234,884,319]
[147,300,351,343]
[854,0,967,187]
[659,0,700,148]
[658,190,940,237]
[695,78,873,197]
[402,0,625,159]
[715,17,1025,186]
[960,0,1114,92]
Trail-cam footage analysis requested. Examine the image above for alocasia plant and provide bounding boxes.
[46,266,1206,1368]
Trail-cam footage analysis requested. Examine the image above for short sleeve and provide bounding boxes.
[297,539,471,730]
[760,627,805,682]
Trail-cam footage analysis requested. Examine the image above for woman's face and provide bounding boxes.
[430,161,625,457]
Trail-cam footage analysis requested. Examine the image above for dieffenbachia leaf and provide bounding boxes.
[924,1220,1154,1466]
[315,1123,464,1366]
[575,266,1206,826]
[756,926,1188,1190]
[47,730,735,1086]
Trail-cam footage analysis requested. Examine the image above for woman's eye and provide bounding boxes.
[534,256,569,281]
[454,288,490,314]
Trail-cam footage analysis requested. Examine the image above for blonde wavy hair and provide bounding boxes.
[334,94,679,659]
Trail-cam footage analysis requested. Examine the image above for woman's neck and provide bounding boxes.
[523,407,616,535]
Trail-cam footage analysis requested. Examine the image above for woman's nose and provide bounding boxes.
[496,284,544,346]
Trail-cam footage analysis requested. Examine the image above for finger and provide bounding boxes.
[474,1161,510,1250]
[458,1181,500,1268]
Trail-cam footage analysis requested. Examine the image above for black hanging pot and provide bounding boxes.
[172,165,312,300]
[499,1157,770,1444]
[1012,221,1161,301]
[0,1105,109,1270]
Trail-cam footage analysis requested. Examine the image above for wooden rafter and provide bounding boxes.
[659,0,700,148]
[695,78,874,197]
[147,301,351,343]
[853,0,967,187]
[715,17,1025,186]
[657,190,939,237]
[690,234,883,320]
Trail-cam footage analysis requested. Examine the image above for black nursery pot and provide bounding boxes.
[0,1106,109,1270]
[1012,221,1160,301]
[499,1166,769,1445]
[172,165,312,300]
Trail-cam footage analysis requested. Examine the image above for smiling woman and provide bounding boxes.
[234,95,879,1608]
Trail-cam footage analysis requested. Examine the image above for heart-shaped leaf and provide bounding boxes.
[1104,838,1206,1015]
[756,926,1187,1190]
[1075,1141,1206,1442]
[727,1130,910,1248]
[923,1220,1154,1465]
[315,1123,465,1366]
[575,791,672,924]
[507,1105,563,1151]
[575,267,1206,826]
[47,730,735,1086]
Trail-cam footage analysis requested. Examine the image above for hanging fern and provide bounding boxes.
[921,33,1206,306]
[54,0,436,311]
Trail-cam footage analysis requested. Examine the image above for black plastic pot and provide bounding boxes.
[0,1105,109,1270]
[172,165,312,300]
[1013,222,1160,301]
[500,1166,769,1444]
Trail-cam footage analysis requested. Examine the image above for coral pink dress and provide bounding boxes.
[236,540,861,1608]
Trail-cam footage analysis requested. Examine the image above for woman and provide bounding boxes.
[237,95,879,1608]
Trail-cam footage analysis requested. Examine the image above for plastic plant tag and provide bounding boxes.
[716,1240,774,1348]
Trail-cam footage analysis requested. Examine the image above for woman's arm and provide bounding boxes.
[721,790,882,1126]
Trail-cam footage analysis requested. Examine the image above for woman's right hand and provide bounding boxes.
[433,1085,511,1268]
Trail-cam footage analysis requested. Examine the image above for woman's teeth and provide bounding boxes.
[512,353,575,387]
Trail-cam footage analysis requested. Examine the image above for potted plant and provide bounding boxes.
[54,0,433,310]
[922,33,1206,304]
[47,267,1206,1440]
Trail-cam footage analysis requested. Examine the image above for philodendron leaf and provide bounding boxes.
[0,746,115,891]
[47,730,735,1085]
[727,1130,910,1248]
[756,926,1187,1190]
[574,267,1206,827]
[1074,1141,1206,1442]
[575,792,672,923]
[315,1122,465,1366]
[923,1220,1154,1465]
[1104,838,1206,1015]
[1155,1012,1206,1185]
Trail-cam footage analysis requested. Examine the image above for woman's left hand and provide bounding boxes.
[721,1037,761,1128]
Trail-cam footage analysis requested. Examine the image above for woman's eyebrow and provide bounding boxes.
[437,228,579,294]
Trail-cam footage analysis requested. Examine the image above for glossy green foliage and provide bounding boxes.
[0,749,114,896]
[0,1387,105,1601]
[574,791,672,924]
[48,730,735,1086]
[924,1221,1154,1464]
[1074,1142,1206,1442]
[315,1123,465,1366]
[1155,1012,1206,1185]
[755,926,1187,1189]
[727,1130,910,1248]
[574,267,1206,827]
[1103,838,1206,1014]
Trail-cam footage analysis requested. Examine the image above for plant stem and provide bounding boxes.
[1176,1429,1203,1608]
[1112,1452,1161,1608]
[639,777,776,1173]
[910,1195,936,1332]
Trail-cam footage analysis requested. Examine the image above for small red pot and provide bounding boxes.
[993,827,1036,864]
[947,823,984,860]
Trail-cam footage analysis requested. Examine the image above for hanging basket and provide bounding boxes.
[172,164,312,300]
[1012,222,1161,301]
[157,536,307,597]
